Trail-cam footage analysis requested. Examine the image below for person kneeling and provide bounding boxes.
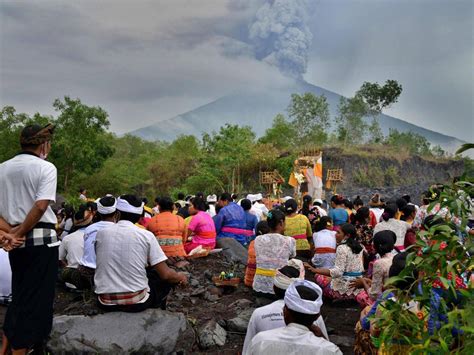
[249,279,342,355]
[94,195,187,312]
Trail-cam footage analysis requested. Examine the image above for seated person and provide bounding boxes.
[95,195,188,312]
[214,192,249,246]
[248,280,342,354]
[76,195,118,289]
[311,216,337,268]
[186,197,217,253]
[244,221,270,288]
[147,196,187,258]
[243,266,329,355]
[241,199,258,241]
[58,209,93,288]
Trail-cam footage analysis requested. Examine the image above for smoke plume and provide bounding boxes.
[249,0,312,79]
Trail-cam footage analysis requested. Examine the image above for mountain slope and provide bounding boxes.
[131,80,465,153]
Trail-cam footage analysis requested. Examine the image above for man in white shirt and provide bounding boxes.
[249,280,342,355]
[0,123,59,354]
[76,195,118,289]
[58,209,93,289]
[94,195,188,312]
[206,194,217,217]
[243,266,329,354]
[314,199,328,217]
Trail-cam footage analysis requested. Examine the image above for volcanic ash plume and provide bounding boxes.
[249,0,313,79]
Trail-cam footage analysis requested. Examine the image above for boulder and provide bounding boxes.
[216,238,248,265]
[226,308,255,333]
[198,320,227,349]
[47,309,186,354]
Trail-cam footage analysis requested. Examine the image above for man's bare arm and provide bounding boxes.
[12,200,51,238]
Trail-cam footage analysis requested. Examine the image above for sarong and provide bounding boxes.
[4,245,58,349]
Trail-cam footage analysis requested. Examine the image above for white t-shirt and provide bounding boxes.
[60,218,74,239]
[94,220,167,295]
[58,229,85,269]
[249,323,342,355]
[243,299,329,355]
[0,154,57,225]
[80,221,115,269]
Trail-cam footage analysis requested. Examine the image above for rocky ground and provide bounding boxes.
[0,244,360,354]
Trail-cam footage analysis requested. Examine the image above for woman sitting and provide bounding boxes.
[311,216,337,268]
[147,197,187,258]
[373,204,411,250]
[283,199,312,257]
[244,221,270,288]
[252,209,296,296]
[328,195,349,227]
[185,197,217,254]
[350,230,396,308]
[305,223,364,301]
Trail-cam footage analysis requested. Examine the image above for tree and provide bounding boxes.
[288,93,330,145]
[0,106,30,162]
[259,113,297,150]
[335,96,368,146]
[356,79,403,114]
[385,128,432,156]
[50,97,114,192]
[368,118,384,144]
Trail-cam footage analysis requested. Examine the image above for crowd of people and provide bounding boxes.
[0,122,472,354]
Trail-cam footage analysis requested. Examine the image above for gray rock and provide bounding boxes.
[330,334,354,348]
[226,308,255,333]
[198,320,227,349]
[47,309,186,354]
[229,298,253,310]
[216,238,248,265]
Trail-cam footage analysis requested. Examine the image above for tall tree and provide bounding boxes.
[356,79,403,114]
[50,97,114,192]
[335,96,368,146]
[288,93,330,145]
[259,113,297,150]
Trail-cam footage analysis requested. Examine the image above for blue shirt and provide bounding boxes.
[214,202,248,245]
[80,221,115,269]
[329,208,349,226]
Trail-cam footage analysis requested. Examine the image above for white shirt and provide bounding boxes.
[0,154,57,225]
[370,207,384,223]
[314,205,328,217]
[60,218,74,239]
[207,204,216,218]
[254,202,269,217]
[243,300,329,355]
[80,221,115,269]
[59,229,85,269]
[250,206,263,222]
[94,220,167,295]
[249,323,342,355]
[79,194,87,201]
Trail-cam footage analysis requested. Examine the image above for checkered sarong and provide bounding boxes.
[21,224,59,248]
[98,289,148,305]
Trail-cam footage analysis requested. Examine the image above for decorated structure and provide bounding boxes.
[288,148,323,199]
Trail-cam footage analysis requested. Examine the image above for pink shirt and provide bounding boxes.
[188,211,216,247]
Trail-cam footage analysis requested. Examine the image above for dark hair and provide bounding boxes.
[421,191,431,205]
[118,194,143,223]
[267,209,286,230]
[86,201,97,212]
[241,198,252,211]
[158,197,174,212]
[274,204,286,214]
[177,192,185,200]
[340,223,362,254]
[215,204,222,215]
[301,195,312,216]
[273,266,301,299]
[286,285,320,326]
[192,197,207,212]
[331,195,344,205]
[402,194,411,204]
[353,196,364,207]
[381,204,398,222]
[256,221,270,236]
[284,199,298,214]
[400,205,416,221]
[142,197,148,205]
[98,196,117,218]
[353,206,370,224]
[389,252,418,290]
[423,215,445,229]
[313,200,323,207]
[396,198,408,211]
[343,199,354,209]
[315,216,332,232]
[64,205,75,219]
[373,230,396,256]
[154,196,161,204]
[231,193,238,201]
[79,187,86,194]
[219,192,232,202]
[196,192,204,199]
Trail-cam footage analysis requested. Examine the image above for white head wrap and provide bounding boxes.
[246,194,258,202]
[281,196,293,203]
[116,197,144,215]
[284,279,323,315]
[207,194,217,203]
[287,259,305,278]
[273,259,305,290]
[97,196,117,215]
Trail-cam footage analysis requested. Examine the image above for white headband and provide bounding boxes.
[284,279,323,315]
[97,196,117,215]
[273,259,305,290]
[116,197,144,215]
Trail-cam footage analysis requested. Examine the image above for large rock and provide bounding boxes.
[226,308,255,333]
[216,238,248,265]
[198,320,227,349]
[47,309,186,354]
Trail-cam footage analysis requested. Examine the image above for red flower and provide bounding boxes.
[439,242,448,251]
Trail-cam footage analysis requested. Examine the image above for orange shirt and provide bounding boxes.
[147,211,187,257]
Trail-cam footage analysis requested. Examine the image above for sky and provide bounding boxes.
[0,0,473,141]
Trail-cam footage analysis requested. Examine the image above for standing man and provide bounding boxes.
[0,123,59,354]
